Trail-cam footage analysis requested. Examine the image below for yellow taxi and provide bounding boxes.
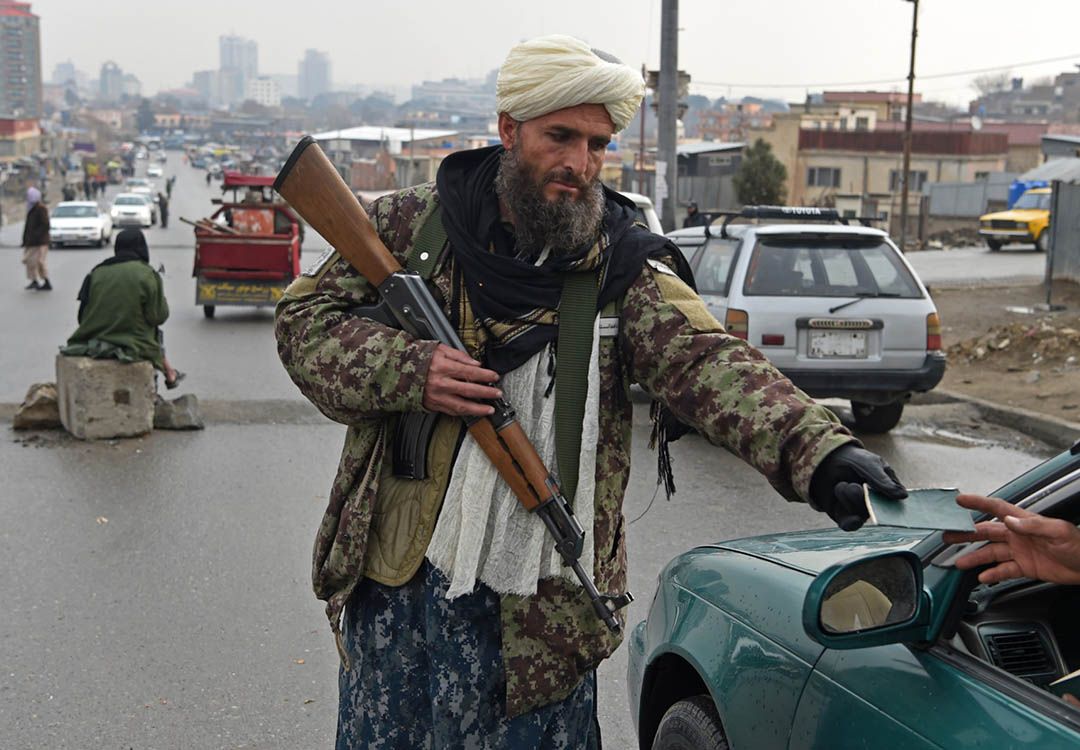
[978,187,1051,251]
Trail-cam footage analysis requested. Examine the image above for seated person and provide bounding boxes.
[61,228,185,389]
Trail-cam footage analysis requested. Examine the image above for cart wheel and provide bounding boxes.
[203,305,216,319]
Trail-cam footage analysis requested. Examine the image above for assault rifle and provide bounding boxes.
[274,136,632,632]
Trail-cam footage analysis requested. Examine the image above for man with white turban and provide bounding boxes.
[276,34,906,749]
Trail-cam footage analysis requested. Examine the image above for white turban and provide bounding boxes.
[496,34,644,132]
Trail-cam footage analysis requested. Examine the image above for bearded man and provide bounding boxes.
[275,34,907,750]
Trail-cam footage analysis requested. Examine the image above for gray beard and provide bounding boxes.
[493,144,605,260]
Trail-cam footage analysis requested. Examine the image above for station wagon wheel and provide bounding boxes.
[651,695,729,750]
[850,400,904,433]
[203,305,216,319]
[1035,230,1048,252]
[986,239,1002,252]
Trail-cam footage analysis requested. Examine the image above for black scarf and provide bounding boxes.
[436,144,688,374]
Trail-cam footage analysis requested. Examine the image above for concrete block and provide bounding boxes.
[13,382,62,430]
[56,355,155,440]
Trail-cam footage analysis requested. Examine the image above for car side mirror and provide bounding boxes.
[802,550,933,649]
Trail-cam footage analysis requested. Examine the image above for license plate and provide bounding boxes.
[809,330,867,358]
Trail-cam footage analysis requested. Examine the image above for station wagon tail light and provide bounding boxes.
[725,308,749,340]
[761,334,785,346]
[926,312,942,351]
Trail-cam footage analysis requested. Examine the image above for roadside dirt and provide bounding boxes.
[931,279,1080,422]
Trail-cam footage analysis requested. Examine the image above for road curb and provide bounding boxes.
[912,388,1080,451]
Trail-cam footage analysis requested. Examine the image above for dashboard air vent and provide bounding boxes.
[985,628,1055,680]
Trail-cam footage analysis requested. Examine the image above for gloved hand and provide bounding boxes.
[809,444,907,531]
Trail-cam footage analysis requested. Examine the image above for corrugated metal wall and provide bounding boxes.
[1049,180,1080,283]
[927,173,1016,217]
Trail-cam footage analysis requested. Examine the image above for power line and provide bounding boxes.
[693,51,1080,90]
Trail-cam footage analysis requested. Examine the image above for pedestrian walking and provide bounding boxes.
[157,191,169,229]
[22,187,51,291]
[275,33,906,749]
[166,175,175,199]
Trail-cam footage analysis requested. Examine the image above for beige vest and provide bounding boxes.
[361,413,463,585]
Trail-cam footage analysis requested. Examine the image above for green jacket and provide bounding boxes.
[62,259,169,370]
[274,181,857,717]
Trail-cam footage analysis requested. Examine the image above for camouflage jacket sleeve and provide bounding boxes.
[622,260,858,502]
[274,185,441,425]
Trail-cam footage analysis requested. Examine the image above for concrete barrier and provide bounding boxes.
[56,355,155,439]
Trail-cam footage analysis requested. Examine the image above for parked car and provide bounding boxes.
[978,187,1051,251]
[620,190,664,235]
[146,164,163,178]
[628,445,1080,750]
[49,201,113,248]
[109,193,153,228]
[667,206,944,433]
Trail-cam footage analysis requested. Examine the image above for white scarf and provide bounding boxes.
[426,316,600,599]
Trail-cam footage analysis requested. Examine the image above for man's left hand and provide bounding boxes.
[810,445,907,531]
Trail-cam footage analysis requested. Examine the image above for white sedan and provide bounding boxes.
[146,164,163,178]
[110,193,154,228]
[50,201,113,248]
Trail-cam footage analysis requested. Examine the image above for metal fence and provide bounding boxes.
[1048,180,1080,284]
[927,173,1016,218]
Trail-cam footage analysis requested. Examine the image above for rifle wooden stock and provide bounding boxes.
[273,136,400,287]
[274,136,556,515]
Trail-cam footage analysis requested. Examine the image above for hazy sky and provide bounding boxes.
[36,0,1080,106]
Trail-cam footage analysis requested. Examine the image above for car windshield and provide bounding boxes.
[114,196,144,206]
[52,205,97,218]
[744,238,923,298]
[695,238,739,295]
[1013,192,1051,210]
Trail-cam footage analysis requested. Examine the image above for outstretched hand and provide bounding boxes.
[422,344,502,418]
[809,445,907,531]
[942,494,1080,585]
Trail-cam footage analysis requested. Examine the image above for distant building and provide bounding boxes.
[219,35,258,104]
[99,61,124,103]
[192,70,222,106]
[51,60,76,86]
[0,1,42,118]
[0,116,41,160]
[410,76,495,113]
[299,50,331,100]
[121,74,141,99]
[269,73,299,99]
[245,76,281,108]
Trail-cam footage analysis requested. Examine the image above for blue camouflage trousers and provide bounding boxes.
[336,561,599,749]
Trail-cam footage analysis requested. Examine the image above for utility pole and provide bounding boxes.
[639,63,647,194]
[658,0,678,232]
[899,0,919,252]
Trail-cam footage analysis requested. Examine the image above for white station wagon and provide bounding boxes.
[49,201,113,248]
[668,206,945,433]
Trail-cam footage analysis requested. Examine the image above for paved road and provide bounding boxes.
[905,243,1045,287]
[0,158,1062,747]
[0,153,330,404]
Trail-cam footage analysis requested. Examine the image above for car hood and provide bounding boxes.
[979,208,1048,222]
[706,526,931,575]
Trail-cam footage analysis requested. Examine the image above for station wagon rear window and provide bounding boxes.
[744,238,922,298]
[114,196,145,205]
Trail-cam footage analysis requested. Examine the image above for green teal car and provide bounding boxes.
[627,446,1080,749]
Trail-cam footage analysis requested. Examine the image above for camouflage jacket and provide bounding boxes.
[274,181,857,718]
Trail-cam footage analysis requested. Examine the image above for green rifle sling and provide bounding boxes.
[555,270,599,506]
[406,205,447,277]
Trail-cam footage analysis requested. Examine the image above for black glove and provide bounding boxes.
[809,444,907,531]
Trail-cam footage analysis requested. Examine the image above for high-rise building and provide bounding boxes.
[219,34,257,104]
[51,60,76,85]
[298,49,331,101]
[99,61,124,103]
[0,1,42,118]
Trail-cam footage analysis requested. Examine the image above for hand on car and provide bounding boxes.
[809,444,907,531]
[941,494,1080,585]
[422,344,502,418]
